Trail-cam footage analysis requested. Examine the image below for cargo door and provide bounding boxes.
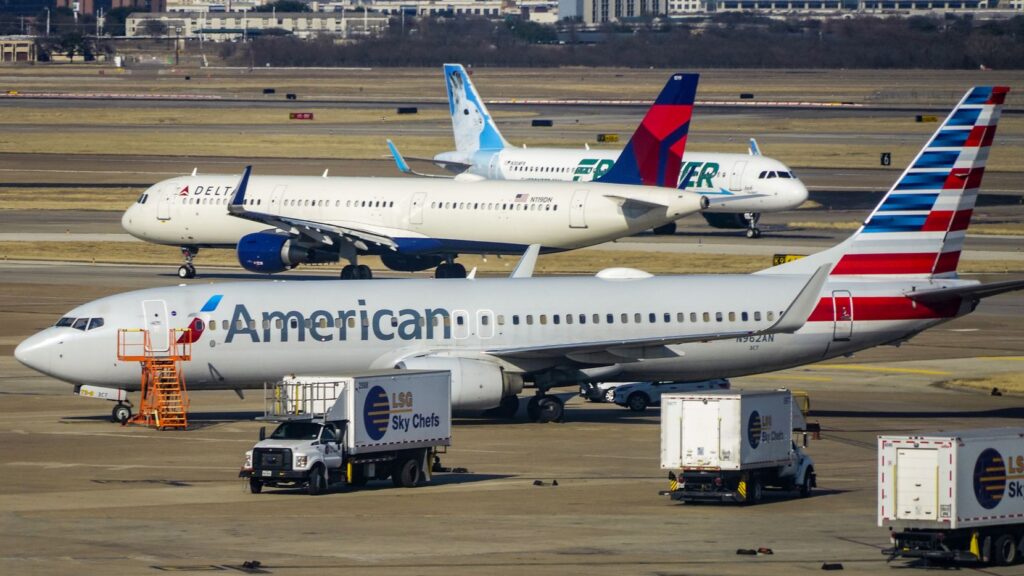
[157,190,173,221]
[270,185,287,214]
[895,448,939,521]
[409,192,426,225]
[570,190,588,228]
[729,161,747,192]
[142,299,169,353]
[681,400,721,468]
[832,290,854,341]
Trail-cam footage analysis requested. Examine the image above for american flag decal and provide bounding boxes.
[514,193,528,202]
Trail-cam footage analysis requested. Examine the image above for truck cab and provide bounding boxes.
[243,420,347,495]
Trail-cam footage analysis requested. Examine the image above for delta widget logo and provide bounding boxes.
[363,385,390,441]
[747,411,762,449]
[974,448,1007,510]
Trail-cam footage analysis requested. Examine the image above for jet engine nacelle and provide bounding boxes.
[380,253,444,273]
[236,231,337,274]
[702,212,749,229]
[396,356,523,412]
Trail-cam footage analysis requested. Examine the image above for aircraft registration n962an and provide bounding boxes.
[414,63,809,238]
[121,73,708,281]
[18,86,1023,423]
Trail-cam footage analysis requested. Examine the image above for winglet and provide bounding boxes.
[748,138,761,156]
[387,139,413,175]
[227,165,253,214]
[767,264,830,333]
[511,244,541,278]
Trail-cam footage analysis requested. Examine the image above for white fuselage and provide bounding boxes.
[15,273,970,396]
[433,148,808,213]
[122,174,703,254]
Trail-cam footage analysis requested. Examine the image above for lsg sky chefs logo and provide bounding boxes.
[362,386,441,442]
[747,409,786,450]
[972,448,1020,510]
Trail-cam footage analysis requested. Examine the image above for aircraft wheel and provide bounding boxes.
[526,396,541,422]
[111,403,132,423]
[497,395,519,419]
[434,264,448,279]
[449,263,467,278]
[652,222,677,235]
[753,228,762,238]
[745,228,756,239]
[177,264,196,279]
[356,264,373,280]
[535,395,564,423]
[340,265,356,280]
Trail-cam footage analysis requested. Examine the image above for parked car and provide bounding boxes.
[579,382,625,403]
[610,379,731,412]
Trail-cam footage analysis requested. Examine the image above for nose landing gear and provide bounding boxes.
[177,247,199,279]
[744,212,762,239]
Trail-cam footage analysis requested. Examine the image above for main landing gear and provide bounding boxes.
[526,393,564,423]
[744,212,762,239]
[177,247,199,279]
[435,262,467,279]
[340,264,373,280]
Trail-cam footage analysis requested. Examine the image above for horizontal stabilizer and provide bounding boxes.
[767,264,830,333]
[602,194,667,210]
[907,279,1024,304]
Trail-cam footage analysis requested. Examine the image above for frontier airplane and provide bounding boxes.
[390,63,808,238]
[18,86,1021,423]
[121,74,707,280]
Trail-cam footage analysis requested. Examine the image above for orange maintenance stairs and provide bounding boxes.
[117,328,192,430]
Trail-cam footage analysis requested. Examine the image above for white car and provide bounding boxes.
[579,382,625,403]
[612,379,730,412]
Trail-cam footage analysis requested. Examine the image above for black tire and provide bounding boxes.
[340,265,355,280]
[449,263,467,278]
[249,478,263,494]
[536,396,564,423]
[799,468,813,498]
[356,264,372,280]
[745,228,756,239]
[652,222,677,236]
[993,533,1017,566]
[627,393,648,412]
[111,403,131,423]
[349,464,369,487]
[434,264,448,279]
[526,396,541,422]
[604,389,616,403]
[307,465,325,496]
[393,455,420,488]
[497,395,519,419]
[748,476,763,505]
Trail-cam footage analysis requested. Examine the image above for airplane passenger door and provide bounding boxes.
[489,155,501,179]
[570,190,588,229]
[157,191,172,221]
[269,185,287,214]
[729,161,747,192]
[410,192,426,225]
[477,310,495,339]
[142,299,170,353]
[452,309,470,341]
[832,290,853,341]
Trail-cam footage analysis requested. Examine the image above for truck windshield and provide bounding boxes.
[269,422,323,440]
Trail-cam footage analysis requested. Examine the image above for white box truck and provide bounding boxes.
[879,428,1024,566]
[660,390,815,504]
[240,370,451,495]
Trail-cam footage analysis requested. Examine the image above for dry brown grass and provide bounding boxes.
[0,107,457,126]
[788,221,1024,236]
[0,187,140,211]
[940,372,1024,395]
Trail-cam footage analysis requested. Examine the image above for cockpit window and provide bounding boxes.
[758,171,767,179]
[777,171,791,178]
[767,171,777,179]
[72,318,88,331]
[55,317,75,327]
[87,318,105,330]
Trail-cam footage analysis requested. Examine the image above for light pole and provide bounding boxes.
[44,7,50,37]
[175,26,181,65]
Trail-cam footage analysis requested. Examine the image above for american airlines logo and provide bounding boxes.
[224,301,453,344]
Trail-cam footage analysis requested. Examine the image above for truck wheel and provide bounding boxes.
[799,468,814,498]
[993,533,1017,566]
[349,464,368,487]
[627,393,648,412]
[749,477,764,505]
[307,465,325,496]
[392,456,420,488]
[249,478,263,494]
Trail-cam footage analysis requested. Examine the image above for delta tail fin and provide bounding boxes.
[443,63,509,159]
[595,73,699,188]
[761,85,1008,279]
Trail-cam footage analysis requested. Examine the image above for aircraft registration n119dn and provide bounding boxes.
[121,73,707,280]
[401,63,809,238]
[18,86,1022,423]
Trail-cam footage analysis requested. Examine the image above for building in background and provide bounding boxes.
[126,10,389,39]
[0,35,37,62]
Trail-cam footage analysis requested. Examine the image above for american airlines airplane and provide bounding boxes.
[121,73,706,280]
[17,86,1021,424]
[394,63,808,238]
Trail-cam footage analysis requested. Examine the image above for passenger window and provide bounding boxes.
[208,320,216,332]
[606,314,614,324]
[741,312,749,322]
[275,318,283,329]
[565,315,572,325]
[728,312,736,322]
[263,319,271,330]
[513,315,520,326]
[319,317,328,329]
[620,313,628,324]
[754,311,762,321]
[481,316,489,326]
[593,314,600,324]
[497,315,505,326]
[768,311,775,321]
[222,320,229,330]
[579,314,587,325]
[690,312,697,323]
[716,312,723,322]
[540,315,548,325]
[676,312,684,323]
[702,312,710,323]
[390,317,398,328]
[634,313,641,323]
[553,315,560,325]
[87,318,104,330]
[304,319,311,329]
[649,313,657,323]
[456,316,465,326]
[348,317,356,329]
[248,320,256,330]
[526,315,534,325]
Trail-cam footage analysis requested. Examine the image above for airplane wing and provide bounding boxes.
[227,166,398,251]
[387,139,454,179]
[488,264,829,360]
[906,279,1024,304]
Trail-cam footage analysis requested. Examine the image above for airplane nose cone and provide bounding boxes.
[14,331,55,375]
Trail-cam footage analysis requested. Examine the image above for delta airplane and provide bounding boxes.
[18,86,1022,424]
[121,73,706,280]
[392,63,808,238]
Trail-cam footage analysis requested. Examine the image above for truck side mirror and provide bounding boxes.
[259,426,266,441]
[802,432,808,448]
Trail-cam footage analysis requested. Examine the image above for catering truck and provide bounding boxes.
[240,371,452,495]
[660,390,815,504]
[879,428,1024,566]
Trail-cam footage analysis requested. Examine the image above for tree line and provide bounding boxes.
[217,13,1024,69]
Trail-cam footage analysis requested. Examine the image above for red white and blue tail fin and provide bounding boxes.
[761,86,1008,279]
[596,73,699,188]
